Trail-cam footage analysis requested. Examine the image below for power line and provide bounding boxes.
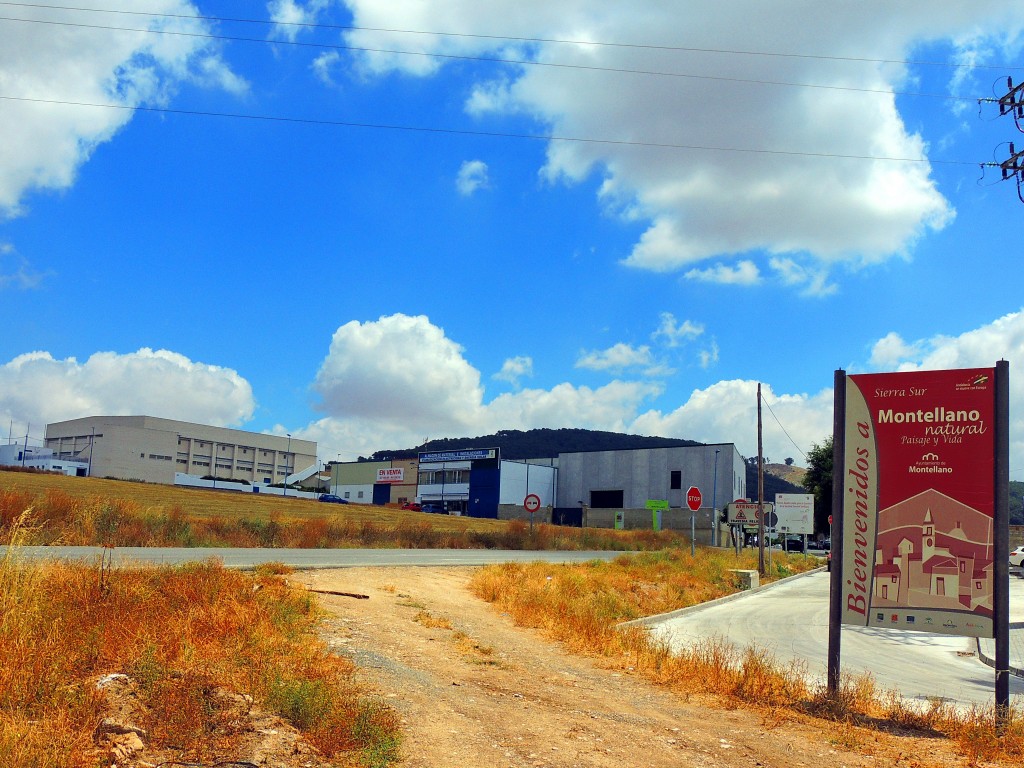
[0,94,985,166]
[3,1,1023,72]
[759,395,808,464]
[0,14,984,104]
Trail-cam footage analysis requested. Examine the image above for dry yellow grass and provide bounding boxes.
[470,550,1024,766]
[0,469,705,552]
[0,539,401,767]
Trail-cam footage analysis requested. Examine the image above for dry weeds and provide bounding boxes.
[0,523,401,767]
[0,470,697,552]
[470,551,1024,766]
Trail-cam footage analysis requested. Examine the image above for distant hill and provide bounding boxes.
[366,428,818,502]
[364,428,704,462]
[744,460,807,501]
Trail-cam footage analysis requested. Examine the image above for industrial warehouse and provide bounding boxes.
[0,415,748,530]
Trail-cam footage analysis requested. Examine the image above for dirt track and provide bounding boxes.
[299,566,959,768]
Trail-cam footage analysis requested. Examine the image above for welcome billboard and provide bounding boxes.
[841,367,997,637]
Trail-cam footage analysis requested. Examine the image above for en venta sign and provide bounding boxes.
[842,367,996,638]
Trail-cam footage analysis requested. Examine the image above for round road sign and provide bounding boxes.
[686,486,702,512]
[524,494,541,513]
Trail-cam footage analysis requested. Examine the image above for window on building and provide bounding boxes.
[358,491,364,498]
[670,470,681,490]
[590,489,624,508]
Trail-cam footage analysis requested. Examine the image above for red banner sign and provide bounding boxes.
[842,367,996,637]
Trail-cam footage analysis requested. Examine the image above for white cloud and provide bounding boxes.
[685,260,761,285]
[869,331,924,368]
[312,314,486,433]
[493,356,533,385]
[304,309,1024,470]
[699,339,719,370]
[652,312,703,347]
[328,1,1024,287]
[0,243,47,289]
[0,349,255,431]
[306,314,664,457]
[631,379,835,466]
[871,308,1024,373]
[576,342,655,372]
[0,1,246,217]
[311,51,343,85]
[769,257,837,297]
[456,159,490,196]
[268,0,336,42]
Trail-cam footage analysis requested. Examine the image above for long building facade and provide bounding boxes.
[45,415,316,485]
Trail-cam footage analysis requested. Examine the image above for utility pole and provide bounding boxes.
[757,384,766,576]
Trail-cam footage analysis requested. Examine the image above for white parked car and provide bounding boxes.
[1011,545,1024,568]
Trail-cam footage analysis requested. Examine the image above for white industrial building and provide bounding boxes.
[44,415,316,486]
[0,443,89,476]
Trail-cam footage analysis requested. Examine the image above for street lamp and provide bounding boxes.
[712,448,720,545]
[284,433,291,497]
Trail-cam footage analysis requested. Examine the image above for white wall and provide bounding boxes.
[334,483,374,503]
[499,460,555,506]
[173,473,320,500]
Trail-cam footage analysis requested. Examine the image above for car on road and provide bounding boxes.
[783,536,805,553]
[401,502,422,512]
[420,503,445,514]
[1010,545,1024,567]
[318,494,348,504]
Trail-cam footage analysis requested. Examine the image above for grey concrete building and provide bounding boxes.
[555,444,745,531]
[45,415,316,485]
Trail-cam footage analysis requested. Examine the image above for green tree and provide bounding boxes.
[802,436,833,536]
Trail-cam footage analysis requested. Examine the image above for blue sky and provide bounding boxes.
[1,1,1023,473]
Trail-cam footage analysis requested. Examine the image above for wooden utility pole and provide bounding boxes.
[757,384,766,576]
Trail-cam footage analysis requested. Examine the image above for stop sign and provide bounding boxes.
[686,486,702,511]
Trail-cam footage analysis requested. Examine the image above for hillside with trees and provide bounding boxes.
[743,458,808,504]
[364,428,704,462]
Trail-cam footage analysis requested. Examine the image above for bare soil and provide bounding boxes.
[296,567,971,768]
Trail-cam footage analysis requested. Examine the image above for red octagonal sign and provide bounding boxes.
[686,486,702,512]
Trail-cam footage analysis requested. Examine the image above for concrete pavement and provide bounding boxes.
[637,567,1024,708]
[977,569,1024,677]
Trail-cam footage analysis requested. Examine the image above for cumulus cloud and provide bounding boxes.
[312,314,486,433]
[881,310,1024,373]
[0,348,256,432]
[493,356,533,385]
[631,379,835,466]
[302,309,1024,470]
[456,159,491,196]
[314,1,1024,288]
[0,1,246,217]
[869,331,924,368]
[305,314,665,457]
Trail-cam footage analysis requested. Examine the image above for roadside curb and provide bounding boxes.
[619,564,826,629]
[975,622,1024,679]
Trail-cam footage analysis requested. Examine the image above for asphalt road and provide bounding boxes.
[645,569,1024,709]
[0,546,635,569]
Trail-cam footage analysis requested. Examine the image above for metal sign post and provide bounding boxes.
[524,493,541,535]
